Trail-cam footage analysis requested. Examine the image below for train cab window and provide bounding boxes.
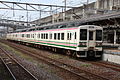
[50,33,52,39]
[96,30,102,41]
[89,31,93,40]
[61,33,64,40]
[75,32,76,39]
[80,29,87,40]
[58,33,60,40]
[54,33,57,40]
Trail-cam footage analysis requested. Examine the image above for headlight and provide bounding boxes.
[96,43,102,46]
[79,42,87,47]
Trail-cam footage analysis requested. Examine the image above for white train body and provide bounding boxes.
[6,25,103,58]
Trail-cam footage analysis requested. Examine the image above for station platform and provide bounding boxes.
[103,43,120,49]
[103,49,120,64]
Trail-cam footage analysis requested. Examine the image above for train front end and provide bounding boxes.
[76,25,103,58]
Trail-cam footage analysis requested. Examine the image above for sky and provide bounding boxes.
[0,0,97,22]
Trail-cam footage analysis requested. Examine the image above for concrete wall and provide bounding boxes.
[103,53,120,64]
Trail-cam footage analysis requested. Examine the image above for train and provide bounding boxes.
[6,21,103,58]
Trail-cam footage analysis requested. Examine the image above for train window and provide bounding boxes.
[27,34,28,38]
[44,33,45,39]
[67,33,69,40]
[50,33,52,39]
[31,34,32,38]
[38,34,40,38]
[46,33,48,39]
[80,29,87,40]
[36,28,39,30]
[61,33,64,40]
[96,30,102,41]
[70,33,72,40]
[67,33,72,40]
[22,34,24,37]
[41,34,43,39]
[75,32,76,39]
[58,33,60,40]
[42,34,44,39]
[33,34,34,38]
[54,33,57,40]
[28,34,30,38]
[89,31,93,40]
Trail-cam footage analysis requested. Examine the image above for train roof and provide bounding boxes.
[79,25,102,28]
[14,20,102,33]
[14,22,78,32]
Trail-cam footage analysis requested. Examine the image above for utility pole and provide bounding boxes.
[83,4,85,18]
[87,0,89,5]
[64,0,66,12]
[87,0,89,10]
[26,4,29,27]
[82,0,89,18]
[63,0,66,21]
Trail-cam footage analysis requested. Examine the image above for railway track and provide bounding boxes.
[0,57,14,80]
[89,61,120,72]
[0,57,16,80]
[0,40,110,80]
[77,54,120,72]
[0,47,38,80]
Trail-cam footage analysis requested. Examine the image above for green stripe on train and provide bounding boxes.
[18,39,77,49]
[38,40,77,44]
[17,38,77,44]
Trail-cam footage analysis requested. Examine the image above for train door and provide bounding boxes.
[87,30,96,57]
[88,30,95,48]
[66,31,73,55]
[67,32,72,47]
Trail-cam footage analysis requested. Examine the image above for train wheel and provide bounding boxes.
[72,52,76,57]
[72,52,80,58]
[76,52,80,57]
[53,48,56,52]
[52,48,54,52]
[66,50,71,56]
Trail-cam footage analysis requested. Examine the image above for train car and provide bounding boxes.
[6,22,103,58]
